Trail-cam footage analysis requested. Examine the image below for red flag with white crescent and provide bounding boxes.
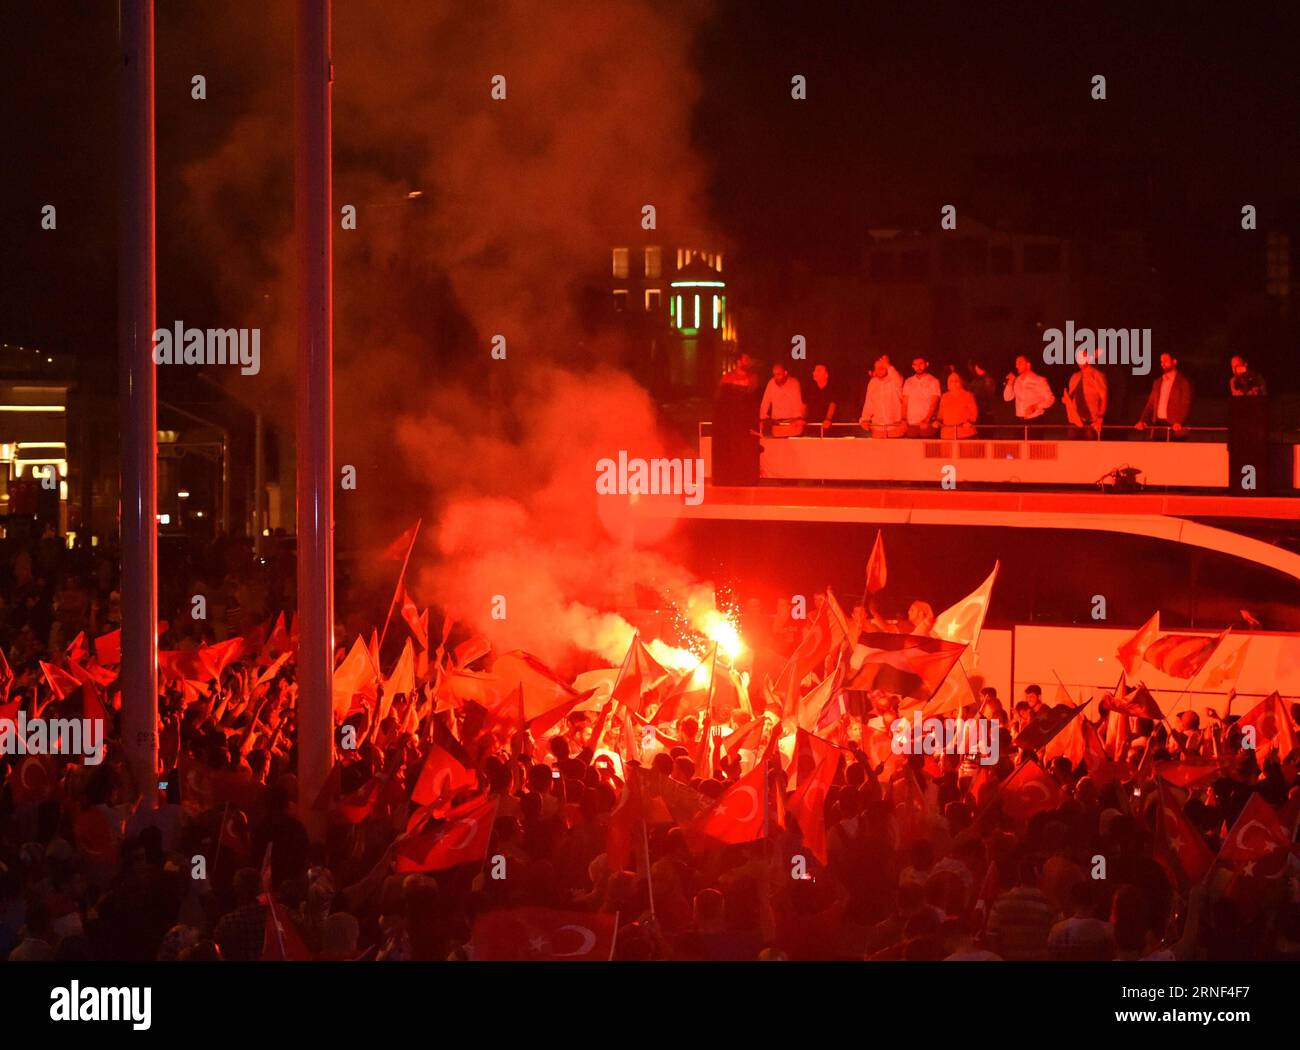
[685,760,775,851]
[470,907,617,961]
[394,796,498,872]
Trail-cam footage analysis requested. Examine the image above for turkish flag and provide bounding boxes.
[686,760,775,851]
[262,899,312,961]
[159,648,218,684]
[201,636,246,677]
[1155,757,1222,789]
[380,521,420,562]
[775,607,834,712]
[1217,794,1294,878]
[93,629,121,667]
[470,908,617,961]
[787,730,840,864]
[1116,612,1160,679]
[411,742,476,807]
[1013,703,1086,753]
[394,796,498,873]
[1155,782,1214,884]
[1237,692,1297,760]
[999,759,1062,822]
[864,530,887,594]
[11,754,57,804]
[39,660,82,701]
[610,634,670,714]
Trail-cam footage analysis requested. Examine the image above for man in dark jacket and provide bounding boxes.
[1136,352,1193,436]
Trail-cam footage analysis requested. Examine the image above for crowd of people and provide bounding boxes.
[1,528,1298,964]
[736,350,1269,440]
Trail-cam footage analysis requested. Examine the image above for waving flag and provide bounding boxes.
[1014,703,1086,753]
[1218,794,1294,878]
[1103,682,1164,722]
[395,796,498,873]
[332,636,379,718]
[686,760,775,851]
[825,588,857,651]
[411,742,477,807]
[382,639,416,719]
[773,604,833,712]
[846,633,966,703]
[1155,782,1214,885]
[999,759,1062,821]
[1143,631,1224,680]
[471,908,617,961]
[864,530,887,594]
[1155,757,1222,790]
[611,634,671,713]
[1237,692,1297,760]
[1116,612,1160,678]
[39,660,82,701]
[1203,635,1251,690]
[787,730,840,864]
[159,648,217,684]
[1081,718,1121,785]
[794,657,845,733]
[932,562,999,648]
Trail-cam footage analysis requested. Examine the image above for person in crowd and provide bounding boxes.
[1003,355,1055,425]
[902,357,941,437]
[1064,348,1107,439]
[860,359,906,437]
[759,362,805,435]
[802,363,839,435]
[1229,355,1267,397]
[1136,352,1193,437]
[1,526,1297,965]
[938,372,979,439]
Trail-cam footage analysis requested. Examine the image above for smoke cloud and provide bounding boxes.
[174,1,722,666]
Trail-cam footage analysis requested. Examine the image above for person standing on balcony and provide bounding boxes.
[902,357,941,437]
[1064,348,1107,439]
[1136,352,1192,437]
[759,362,805,435]
[802,363,839,435]
[860,359,905,437]
[938,372,979,438]
[1003,355,1055,424]
[1229,355,1267,397]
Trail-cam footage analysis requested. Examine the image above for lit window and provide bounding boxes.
[645,288,662,311]
[694,295,701,328]
[612,248,629,278]
[675,295,683,328]
[644,246,662,278]
[712,295,720,329]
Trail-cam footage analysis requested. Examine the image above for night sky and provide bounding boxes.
[2,1,1298,368]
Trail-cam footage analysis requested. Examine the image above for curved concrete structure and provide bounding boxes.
[675,485,1300,583]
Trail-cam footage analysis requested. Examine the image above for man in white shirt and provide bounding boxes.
[860,360,904,436]
[759,363,804,434]
[1003,355,1055,423]
[902,357,941,437]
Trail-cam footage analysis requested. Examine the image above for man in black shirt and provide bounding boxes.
[803,363,839,435]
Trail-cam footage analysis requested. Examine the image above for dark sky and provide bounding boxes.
[2,0,1298,358]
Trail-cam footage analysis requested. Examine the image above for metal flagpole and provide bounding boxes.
[118,0,159,807]
[294,0,335,836]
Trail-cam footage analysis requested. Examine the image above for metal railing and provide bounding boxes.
[700,421,1230,443]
